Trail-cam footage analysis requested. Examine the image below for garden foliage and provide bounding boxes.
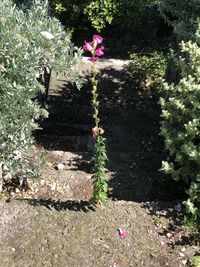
[127,52,167,88]
[50,0,161,56]
[51,0,159,30]
[159,0,200,41]
[160,23,200,222]
[192,255,200,267]
[0,0,82,189]
[50,0,119,31]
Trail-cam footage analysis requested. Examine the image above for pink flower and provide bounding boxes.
[93,34,103,44]
[92,127,104,138]
[95,46,105,56]
[118,228,127,239]
[92,127,98,139]
[83,41,94,51]
[83,35,105,61]
[88,57,99,62]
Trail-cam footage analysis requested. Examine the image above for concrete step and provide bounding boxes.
[38,122,92,136]
[36,132,163,162]
[38,120,161,142]
[36,134,94,152]
[43,106,161,135]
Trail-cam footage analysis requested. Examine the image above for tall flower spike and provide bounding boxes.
[82,35,108,204]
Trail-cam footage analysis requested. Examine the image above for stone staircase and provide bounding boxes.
[36,59,184,202]
[0,58,188,267]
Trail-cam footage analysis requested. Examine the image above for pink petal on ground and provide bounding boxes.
[118,228,127,239]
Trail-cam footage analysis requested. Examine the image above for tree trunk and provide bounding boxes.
[37,67,51,108]
[164,57,181,84]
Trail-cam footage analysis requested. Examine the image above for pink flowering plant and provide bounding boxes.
[83,35,108,204]
[83,34,105,62]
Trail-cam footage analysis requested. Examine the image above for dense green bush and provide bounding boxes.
[159,0,200,224]
[159,0,200,41]
[160,24,200,222]
[50,0,162,57]
[0,0,82,190]
[84,0,118,31]
[51,0,118,32]
[50,0,118,31]
[51,0,159,30]
[126,52,167,88]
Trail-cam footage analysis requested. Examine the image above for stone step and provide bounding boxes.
[38,122,92,136]
[43,106,160,133]
[38,120,161,142]
[46,100,159,115]
[36,132,163,161]
[36,134,94,152]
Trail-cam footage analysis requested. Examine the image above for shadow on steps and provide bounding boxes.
[35,62,186,203]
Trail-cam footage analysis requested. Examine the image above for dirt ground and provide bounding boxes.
[0,58,199,267]
[0,198,195,267]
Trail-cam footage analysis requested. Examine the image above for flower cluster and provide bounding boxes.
[83,34,104,61]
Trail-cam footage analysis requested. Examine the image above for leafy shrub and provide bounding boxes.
[126,52,167,88]
[51,0,159,30]
[84,0,118,31]
[50,0,118,31]
[52,0,118,31]
[159,0,200,41]
[160,24,200,223]
[50,0,163,57]
[192,256,200,267]
[0,0,82,189]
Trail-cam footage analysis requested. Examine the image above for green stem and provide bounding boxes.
[91,61,100,130]
[90,59,108,204]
